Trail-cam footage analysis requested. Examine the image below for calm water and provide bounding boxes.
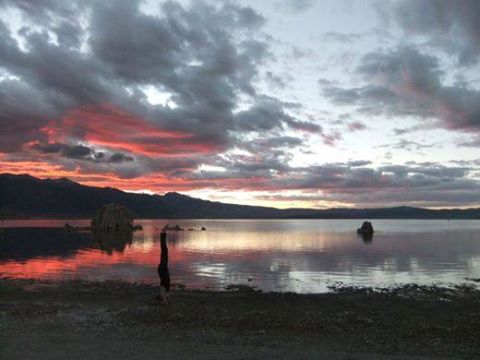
[1,219,480,293]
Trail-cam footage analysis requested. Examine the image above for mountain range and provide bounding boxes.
[1,173,479,219]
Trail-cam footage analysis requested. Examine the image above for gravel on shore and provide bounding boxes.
[1,278,480,359]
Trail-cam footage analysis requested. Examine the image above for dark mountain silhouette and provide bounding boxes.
[1,173,480,219]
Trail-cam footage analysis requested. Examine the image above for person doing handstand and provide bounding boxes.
[157,231,171,304]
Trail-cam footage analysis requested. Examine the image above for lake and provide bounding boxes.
[1,219,480,293]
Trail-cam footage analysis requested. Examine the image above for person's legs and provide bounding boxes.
[158,285,168,304]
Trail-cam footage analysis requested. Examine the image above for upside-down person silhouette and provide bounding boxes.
[157,231,171,304]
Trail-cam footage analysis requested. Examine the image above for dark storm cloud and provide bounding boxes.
[0,0,315,177]
[82,0,279,153]
[391,0,480,66]
[62,145,92,159]
[0,79,53,152]
[32,142,135,164]
[0,0,85,22]
[0,13,132,153]
[322,46,480,132]
[4,0,478,208]
[0,0,86,47]
[235,97,292,132]
[33,142,92,159]
[108,153,134,163]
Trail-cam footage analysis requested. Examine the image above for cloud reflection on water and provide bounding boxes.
[1,219,480,292]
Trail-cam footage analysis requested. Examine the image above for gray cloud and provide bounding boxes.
[61,145,92,159]
[377,140,436,152]
[32,142,136,164]
[348,160,371,167]
[2,0,478,208]
[33,142,93,159]
[256,162,480,207]
[0,0,315,179]
[322,46,480,133]
[265,71,290,90]
[276,0,314,14]
[347,121,366,132]
[392,0,480,66]
[108,153,134,163]
[458,136,480,148]
[235,96,291,132]
[323,32,364,43]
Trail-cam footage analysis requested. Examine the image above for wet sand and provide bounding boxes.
[1,278,479,359]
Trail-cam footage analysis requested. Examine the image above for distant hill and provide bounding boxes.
[1,173,480,219]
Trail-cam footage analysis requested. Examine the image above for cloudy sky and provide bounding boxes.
[1,0,480,209]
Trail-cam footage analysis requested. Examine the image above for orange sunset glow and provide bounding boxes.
[1,0,480,209]
[2,1,480,358]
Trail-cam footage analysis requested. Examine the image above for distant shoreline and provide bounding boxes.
[2,216,480,220]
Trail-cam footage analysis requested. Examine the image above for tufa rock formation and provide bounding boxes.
[357,221,374,235]
[91,204,134,232]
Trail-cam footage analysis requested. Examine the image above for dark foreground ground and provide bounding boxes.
[1,279,480,359]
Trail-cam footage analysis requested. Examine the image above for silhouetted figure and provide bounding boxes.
[157,231,170,304]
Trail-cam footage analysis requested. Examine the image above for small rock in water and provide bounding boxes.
[357,221,374,234]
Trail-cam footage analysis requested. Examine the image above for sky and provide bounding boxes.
[1,0,480,209]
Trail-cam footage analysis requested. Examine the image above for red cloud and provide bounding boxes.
[43,104,220,156]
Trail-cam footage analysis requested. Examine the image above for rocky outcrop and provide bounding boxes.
[162,224,184,231]
[91,204,134,232]
[357,221,374,234]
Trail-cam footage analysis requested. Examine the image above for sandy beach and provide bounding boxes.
[1,278,479,359]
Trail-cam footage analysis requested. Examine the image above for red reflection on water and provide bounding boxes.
[0,228,285,283]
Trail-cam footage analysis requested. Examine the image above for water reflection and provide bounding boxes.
[0,228,91,261]
[358,233,373,244]
[1,219,480,292]
[93,230,133,255]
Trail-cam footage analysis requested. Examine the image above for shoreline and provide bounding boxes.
[2,217,479,220]
[1,278,480,359]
